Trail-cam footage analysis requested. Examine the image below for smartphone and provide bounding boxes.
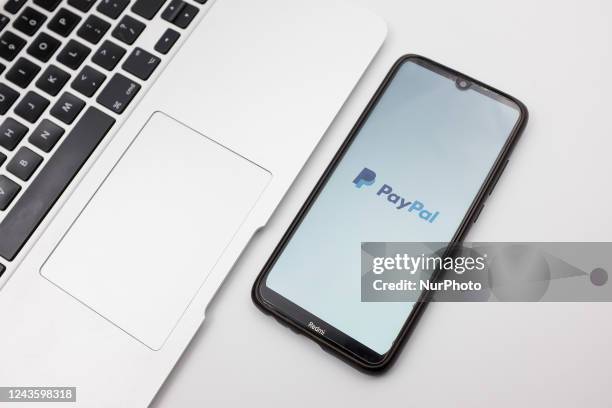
[252,55,528,372]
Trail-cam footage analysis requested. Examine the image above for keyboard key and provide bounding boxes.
[96,73,140,114]
[68,0,97,12]
[161,0,184,22]
[36,64,70,96]
[122,47,159,80]
[33,0,63,12]
[193,0,207,3]
[0,263,5,276]
[27,32,62,62]
[4,0,27,15]
[77,14,111,45]
[72,65,106,97]
[154,28,179,54]
[172,3,197,28]
[48,8,81,37]
[97,0,129,20]
[0,152,5,166]
[112,15,145,45]
[28,119,64,152]
[0,107,115,261]
[132,0,166,20]
[0,63,4,75]
[14,91,50,123]
[51,92,85,124]
[0,31,27,61]
[162,0,198,28]
[57,39,91,70]
[0,14,10,31]
[0,175,21,211]
[6,58,41,88]
[7,147,43,181]
[91,40,126,70]
[0,117,28,150]
[0,83,20,114]
[13,7,47,36]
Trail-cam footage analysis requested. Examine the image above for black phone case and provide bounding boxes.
[252,54,529,373]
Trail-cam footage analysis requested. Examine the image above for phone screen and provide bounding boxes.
[262,58,523,358]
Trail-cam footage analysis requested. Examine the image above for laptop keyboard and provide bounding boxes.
[0,0,208,275]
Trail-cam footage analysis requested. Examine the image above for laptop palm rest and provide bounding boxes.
[40,112,271,350]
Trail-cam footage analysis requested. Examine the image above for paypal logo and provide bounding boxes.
[352,167,440,223]
[353,167,376,188]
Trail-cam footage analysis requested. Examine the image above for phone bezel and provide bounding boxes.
[252,54,529,373]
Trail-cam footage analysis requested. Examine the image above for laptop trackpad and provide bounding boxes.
[41,112,271,350]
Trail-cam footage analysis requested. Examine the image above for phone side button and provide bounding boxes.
[488,159,509,196]
[275,316,302,335]
[473,204,485,224]
[319,343,334,355]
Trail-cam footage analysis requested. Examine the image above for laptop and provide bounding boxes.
[0,0,386,405]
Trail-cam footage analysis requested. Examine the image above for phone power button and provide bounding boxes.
[473,203,485,224]
[488,159,509,196]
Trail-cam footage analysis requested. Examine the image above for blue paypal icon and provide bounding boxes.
[353,167,376,188]
[352,167,440,223]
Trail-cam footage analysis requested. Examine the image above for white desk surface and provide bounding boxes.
[153,1,612,406]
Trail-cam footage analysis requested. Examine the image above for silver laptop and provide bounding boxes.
[0,0,385,405]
